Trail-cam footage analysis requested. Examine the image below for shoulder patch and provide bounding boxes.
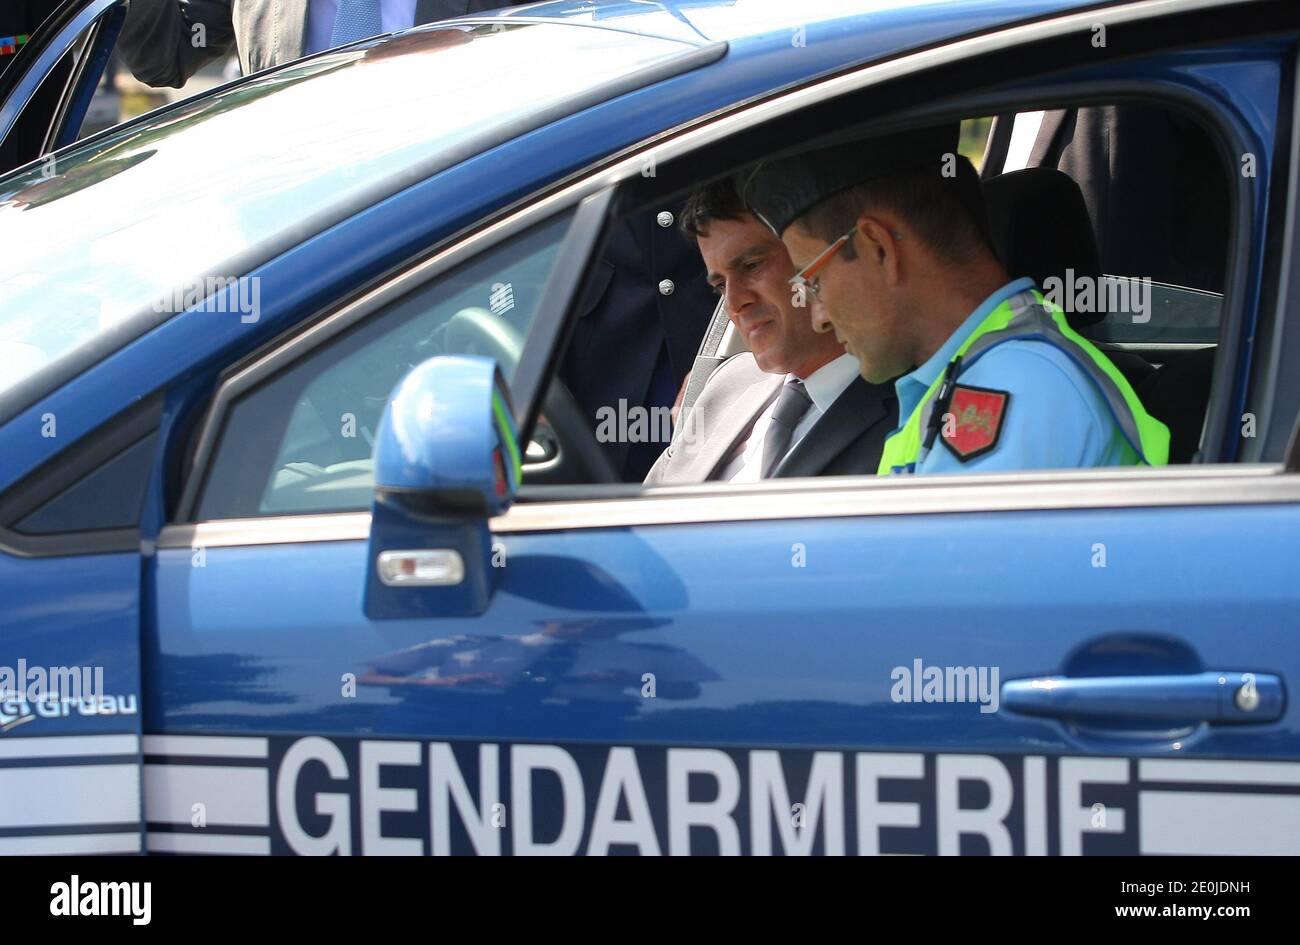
[941,384,1010,461]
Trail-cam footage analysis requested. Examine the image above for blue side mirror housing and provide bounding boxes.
[364,355,521,619]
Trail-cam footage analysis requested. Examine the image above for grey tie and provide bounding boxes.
[332,0,383,47]
[761,379,812,478]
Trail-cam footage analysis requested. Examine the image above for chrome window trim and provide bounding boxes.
[158,463,1300,549]
[41,26,96,155]
[176,0,1264,524]
[1108,343,1217,352]
[161,512,372,549]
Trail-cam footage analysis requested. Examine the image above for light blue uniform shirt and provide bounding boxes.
[892,277,1129,475]
[306,0,419,55]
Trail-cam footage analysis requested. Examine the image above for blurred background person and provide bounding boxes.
[118,0,512,88]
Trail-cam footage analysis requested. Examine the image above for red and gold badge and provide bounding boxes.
[941,384,1010,461]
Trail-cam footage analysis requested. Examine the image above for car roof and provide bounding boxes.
[430,0,1144,204]
[464,0,1118,70]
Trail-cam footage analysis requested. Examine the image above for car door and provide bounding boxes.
[149,2,1300,857]
[139,185,616,853]
[0,375,151,855]
[0,0,157,856]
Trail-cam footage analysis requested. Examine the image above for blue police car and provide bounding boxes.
[0,0,1298,855]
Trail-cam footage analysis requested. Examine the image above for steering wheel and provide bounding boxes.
[444,307,619,484]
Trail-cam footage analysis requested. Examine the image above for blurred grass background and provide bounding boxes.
[960,115,993,171]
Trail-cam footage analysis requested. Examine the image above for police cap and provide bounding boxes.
[740,123,961,237]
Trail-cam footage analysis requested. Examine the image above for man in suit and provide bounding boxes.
[645,179,898,485]
[118,0,508,88]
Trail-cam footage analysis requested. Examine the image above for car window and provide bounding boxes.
[79,52,243,143]
[1003,105,1228,346]
[1079,278,1222,345]
[556,99,1236,486]
[959,116,993,172]
[14,432,156,534]
[193,211,573,520]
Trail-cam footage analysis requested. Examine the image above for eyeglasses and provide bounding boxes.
[788,224,859,300]
[788,223,903,300]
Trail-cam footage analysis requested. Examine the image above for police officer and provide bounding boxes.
[740,124,1169,474]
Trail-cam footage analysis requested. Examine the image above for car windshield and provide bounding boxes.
[0,22,699,406]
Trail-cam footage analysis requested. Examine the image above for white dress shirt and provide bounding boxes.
[306,0,419,55]
[721,353,860,482]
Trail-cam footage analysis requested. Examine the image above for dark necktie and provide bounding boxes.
[761,379,812,478]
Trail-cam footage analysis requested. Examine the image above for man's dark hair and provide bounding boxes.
[679,177,749,239]
[795,155,994,263]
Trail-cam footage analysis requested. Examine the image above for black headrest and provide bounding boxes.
[981,167,1103,328]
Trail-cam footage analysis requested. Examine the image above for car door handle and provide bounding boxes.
[1002,672,1284,723]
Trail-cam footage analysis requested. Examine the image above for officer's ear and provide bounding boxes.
[856,215,904,286]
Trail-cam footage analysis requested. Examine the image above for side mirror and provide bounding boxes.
[364,355,521,619]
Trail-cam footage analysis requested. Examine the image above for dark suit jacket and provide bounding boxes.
[562,207,714,481]
[644,353,898,484]
[119,0,508,88]
[778,373,897,478]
